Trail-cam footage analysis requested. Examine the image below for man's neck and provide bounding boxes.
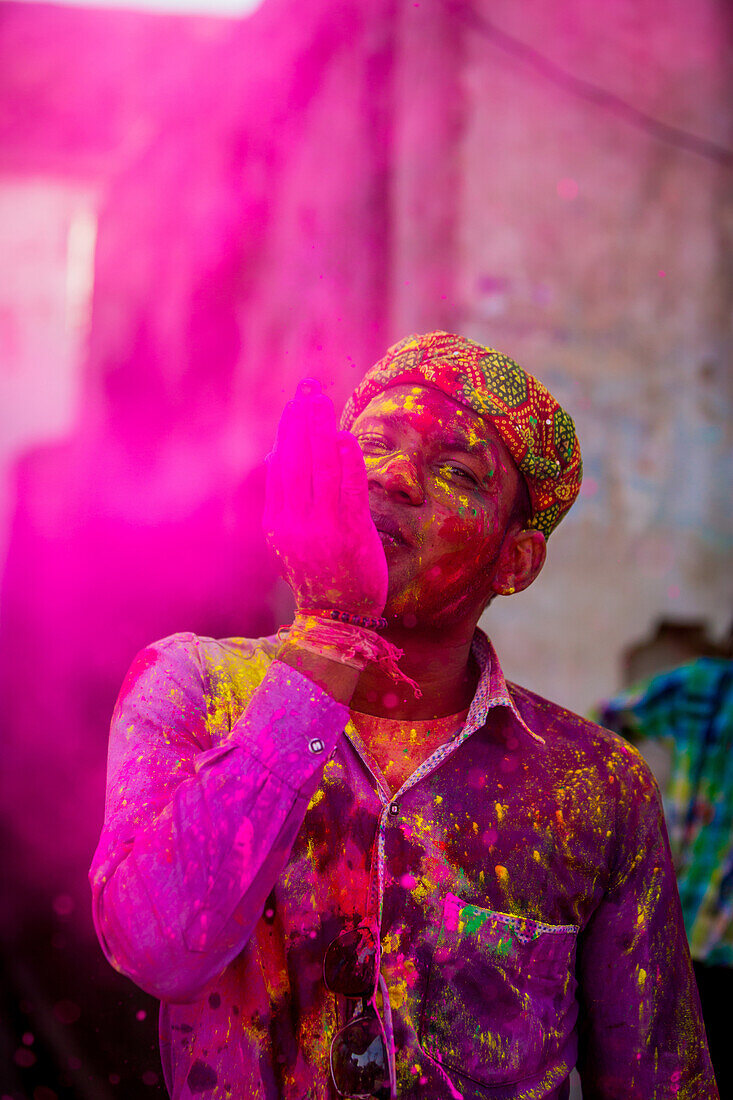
[350,616,481,720]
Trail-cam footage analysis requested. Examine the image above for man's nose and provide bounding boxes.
[367,453,424,505]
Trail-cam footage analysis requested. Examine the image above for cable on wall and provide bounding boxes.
[451,1,733,167]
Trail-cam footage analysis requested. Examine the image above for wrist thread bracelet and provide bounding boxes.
[297,607,388,631]
[279,611,422,699]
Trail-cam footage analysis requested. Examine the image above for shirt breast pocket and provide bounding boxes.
[418,892,578,1087]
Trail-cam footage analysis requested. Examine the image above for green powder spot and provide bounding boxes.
[459,905,491,934]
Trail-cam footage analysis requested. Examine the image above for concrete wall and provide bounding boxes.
[454,0,733,713]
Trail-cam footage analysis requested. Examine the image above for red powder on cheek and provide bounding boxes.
[435,513,470,542]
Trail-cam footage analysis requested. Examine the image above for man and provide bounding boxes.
[90,331,717,1099]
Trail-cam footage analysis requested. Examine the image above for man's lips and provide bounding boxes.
[371,513,413,546]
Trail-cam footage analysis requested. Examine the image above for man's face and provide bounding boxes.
[351,384,527,626]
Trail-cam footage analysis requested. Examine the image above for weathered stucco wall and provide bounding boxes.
[454,0,733,713]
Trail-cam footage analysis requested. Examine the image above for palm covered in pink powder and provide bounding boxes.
[264,378,388,617]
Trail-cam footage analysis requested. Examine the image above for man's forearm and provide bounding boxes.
[91,650,349,1003]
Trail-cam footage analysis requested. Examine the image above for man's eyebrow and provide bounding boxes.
[355,414,497,463]
[355,412,410,431]
[440,433,496,463]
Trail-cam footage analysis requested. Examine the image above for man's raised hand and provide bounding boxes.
[264,379,388,617]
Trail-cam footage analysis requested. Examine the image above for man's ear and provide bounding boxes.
[491,527,547,596]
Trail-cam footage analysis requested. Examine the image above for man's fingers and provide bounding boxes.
[310,392,340,505]
[296,377,321,398]
[338,431,370,514]
[277,397,311,509]
[274,396,297,449]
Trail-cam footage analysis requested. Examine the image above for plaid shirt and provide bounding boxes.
[601,658,733,968]
[90,631,717,1099]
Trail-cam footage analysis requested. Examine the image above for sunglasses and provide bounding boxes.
[323,924,394,1099]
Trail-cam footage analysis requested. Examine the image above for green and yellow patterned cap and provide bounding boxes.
[341,331,583,537]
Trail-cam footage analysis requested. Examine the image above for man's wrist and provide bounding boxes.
[297,606,388,631]
[276,640,361,706]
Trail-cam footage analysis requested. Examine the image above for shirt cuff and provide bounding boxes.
[226,657,350,792]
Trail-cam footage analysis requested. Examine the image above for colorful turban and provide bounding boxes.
[340,331,583,537]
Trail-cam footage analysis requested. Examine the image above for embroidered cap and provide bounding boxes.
[340,331,583,537]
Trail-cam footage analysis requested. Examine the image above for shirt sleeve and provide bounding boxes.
[575,744,718,1099]
[599,668,683,745]
[89,634,349,1003]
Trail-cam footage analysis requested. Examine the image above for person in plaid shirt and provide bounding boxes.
[602,657,733,1094]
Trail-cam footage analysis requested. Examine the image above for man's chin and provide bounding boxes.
[383,568,484,630]
[383,571,436,625]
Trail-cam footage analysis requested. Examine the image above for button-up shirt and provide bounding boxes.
[90,629,717,1099]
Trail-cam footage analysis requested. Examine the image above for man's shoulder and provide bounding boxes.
[506,678,656,790]
[157,630,281,661]
[135,630,282,694]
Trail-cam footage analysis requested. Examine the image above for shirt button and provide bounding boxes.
[308,737,325,754]
[389,803,399,816]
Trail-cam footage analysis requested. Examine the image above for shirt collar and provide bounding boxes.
[466,628,545,746]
